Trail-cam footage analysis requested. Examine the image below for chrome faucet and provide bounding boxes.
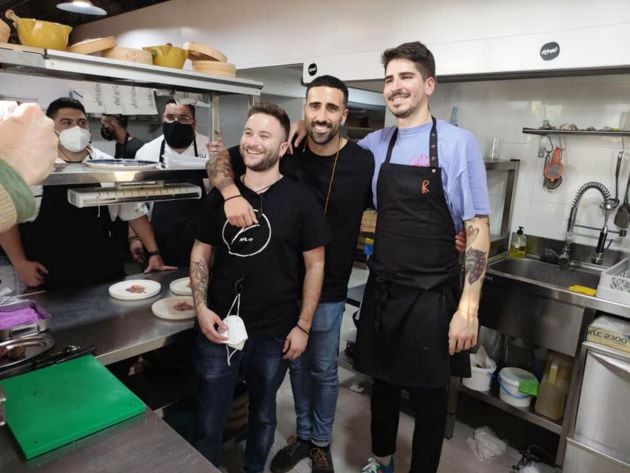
[559,182,611,266]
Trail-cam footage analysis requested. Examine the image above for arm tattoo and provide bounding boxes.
[466,224,479,247]
[465,248,487,285]
[191,259,209,309]
[207,151,235,190]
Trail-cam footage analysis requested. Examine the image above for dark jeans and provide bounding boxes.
[193,333,289,473]
[371,378,448,473]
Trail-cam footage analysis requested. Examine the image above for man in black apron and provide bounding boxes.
[134,100,209,267]
[355,42,491,473]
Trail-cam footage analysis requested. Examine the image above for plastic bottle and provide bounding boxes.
[509,226,527,258]
[534,352,573,420]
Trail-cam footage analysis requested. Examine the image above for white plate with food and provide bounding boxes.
[85,159,159,171]
[169,277,192,296]
[151,296,195,320]
[108,279,161,301]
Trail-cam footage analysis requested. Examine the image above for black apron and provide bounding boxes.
[150,138,205,267]
[20,185,125,289]
[354,117,470,388]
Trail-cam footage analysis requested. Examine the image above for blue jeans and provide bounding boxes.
[193,333,289,473]
[290,301,345,446]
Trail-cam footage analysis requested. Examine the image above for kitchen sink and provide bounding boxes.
[488,257,602,290]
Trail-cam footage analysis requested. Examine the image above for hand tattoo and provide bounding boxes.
[465,248,487,285]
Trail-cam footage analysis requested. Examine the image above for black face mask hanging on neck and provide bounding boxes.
[163,121,194,149]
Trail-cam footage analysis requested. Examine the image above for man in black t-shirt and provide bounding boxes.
[100,114,145,159]
[208,76,374,473]
[190,102,329,473]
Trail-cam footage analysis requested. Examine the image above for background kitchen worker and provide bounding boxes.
[207,75,374,473]
[100,114,145,159]
[353,41,491,473]
[135,100,209,266]
[0,97,173,289]
[0,101,58,232]
[190,102,329,473]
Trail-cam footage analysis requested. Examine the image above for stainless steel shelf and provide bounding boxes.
[0,47,263,96]
[459,383,563,434]
[484,159,520,171]
[522,127,630,137]
[43,163,206,186]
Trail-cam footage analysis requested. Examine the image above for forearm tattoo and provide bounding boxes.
[465,248,487,285]
[191,257,209,309]
[466,224,479,247]
[207,152,235,190]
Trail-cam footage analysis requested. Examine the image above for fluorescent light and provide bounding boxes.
[57,1,107,16]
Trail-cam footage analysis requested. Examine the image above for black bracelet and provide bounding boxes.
[296,324,310,336]
[147,250,160,257]
[224,195,244,203]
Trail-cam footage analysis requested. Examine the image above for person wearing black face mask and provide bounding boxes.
[134,100,209,266]
[100,114,145,160]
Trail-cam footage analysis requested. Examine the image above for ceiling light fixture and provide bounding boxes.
[56,1,107,16]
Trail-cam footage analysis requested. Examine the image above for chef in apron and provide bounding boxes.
[1,97,172,289]
[355,42,491,473]
[135,100,209,266]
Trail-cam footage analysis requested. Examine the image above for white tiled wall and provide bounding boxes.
[431,74,630,252]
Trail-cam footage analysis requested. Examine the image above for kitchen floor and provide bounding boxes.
[220,286,524,473]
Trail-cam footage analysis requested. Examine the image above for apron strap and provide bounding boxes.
[158,135,199,164]
[385,116,439,166]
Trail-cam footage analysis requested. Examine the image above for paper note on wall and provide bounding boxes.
[71,84,157,115]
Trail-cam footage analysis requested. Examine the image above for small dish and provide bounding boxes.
[108,279,161,301]
[169,277,192,296]
[85,159,159,171]
[152,296,195,320]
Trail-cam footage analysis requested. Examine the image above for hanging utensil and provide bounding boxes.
[614,169,630,229]
[544,147,564,189]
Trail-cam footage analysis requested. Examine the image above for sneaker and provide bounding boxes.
[310,445,335,473]
[361,457,394,473]
[270,436,311,473]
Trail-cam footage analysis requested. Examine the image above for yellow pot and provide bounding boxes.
[143,44,187,69]
[5,9,72,51]
[0,19,10,43]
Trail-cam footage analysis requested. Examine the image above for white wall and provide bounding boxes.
[76,0,630,74]
[429,75,630,252]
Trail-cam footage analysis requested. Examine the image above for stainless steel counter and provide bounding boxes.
[0,409,216,473]
[27,269,195,366]
[0,269,217,472]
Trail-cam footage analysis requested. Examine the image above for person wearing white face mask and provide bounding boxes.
[0,98,175,289]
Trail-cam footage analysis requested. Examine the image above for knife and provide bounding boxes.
[0,345,96,379]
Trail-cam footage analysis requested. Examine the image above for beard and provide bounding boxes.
[240,144,280,172]
[307,119,340,146]
[387,91,416,118]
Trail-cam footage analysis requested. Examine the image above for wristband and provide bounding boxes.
[224,194,244,203]
[128,236,140,242]
[147,250,160,258]
[296,324,310,336]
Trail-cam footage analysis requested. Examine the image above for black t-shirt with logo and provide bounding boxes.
[229,142,374,302]
[195,177,330,338]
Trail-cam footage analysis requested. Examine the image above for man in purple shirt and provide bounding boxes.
[355,41,490,473]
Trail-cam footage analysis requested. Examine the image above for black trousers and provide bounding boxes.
[371,378,448,473]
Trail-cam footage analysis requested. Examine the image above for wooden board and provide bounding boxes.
[67,36,116,55]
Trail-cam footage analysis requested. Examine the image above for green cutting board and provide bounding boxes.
[0,354,145,459]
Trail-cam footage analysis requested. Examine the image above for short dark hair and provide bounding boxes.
[306,75,349,106]
[46,97,86,119]
[165,99,196,118]
[247,102,290,140]
[382,41,436,80]
[104,114,128,128]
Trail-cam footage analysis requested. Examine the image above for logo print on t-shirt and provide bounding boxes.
[221,210,271,257]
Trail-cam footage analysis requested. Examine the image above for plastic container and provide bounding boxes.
[509,226,527,258]
[498,367,537,408]
[462,353,496,391]
[596,258,630,305]
[534,352,573,420]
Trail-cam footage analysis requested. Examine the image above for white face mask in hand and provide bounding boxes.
[220,293,248,365]
[59,126,91,153]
